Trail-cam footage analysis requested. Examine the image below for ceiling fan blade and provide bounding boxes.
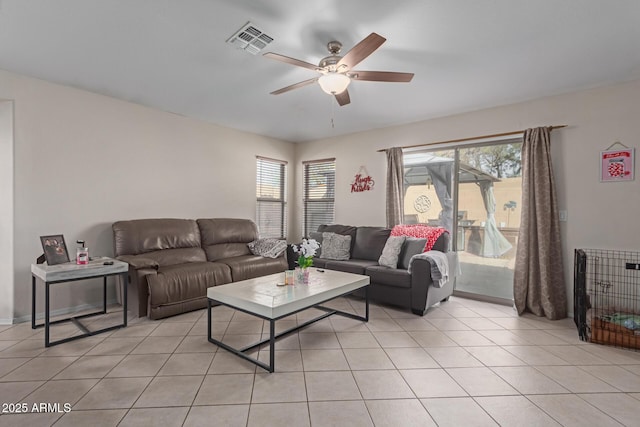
[335,90,351,106]
[270,77,318,95]
[337,33,386,71]
[349,70,414,82]
[263,52,321,72]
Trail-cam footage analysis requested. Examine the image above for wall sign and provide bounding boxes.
[351,166,375,192]
[600,146,634,182]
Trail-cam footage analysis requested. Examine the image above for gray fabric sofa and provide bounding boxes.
[113,218,287,319]
[310,224,454,316]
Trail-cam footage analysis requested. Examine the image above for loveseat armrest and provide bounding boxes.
[116,255,159,270]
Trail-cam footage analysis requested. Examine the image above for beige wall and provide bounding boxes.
[295,79,640,316]
[0,101,13,322]
[0,69,295,322]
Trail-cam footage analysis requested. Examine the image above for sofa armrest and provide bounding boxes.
[408,253,456,315]
[116,255,159,270]
[409,257,436,314]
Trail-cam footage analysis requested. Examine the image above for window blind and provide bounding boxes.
[256,157,287,239]
[303,159,336,237]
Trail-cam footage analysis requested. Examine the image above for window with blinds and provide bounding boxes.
[303,158,336,237]
[256,156,287,239]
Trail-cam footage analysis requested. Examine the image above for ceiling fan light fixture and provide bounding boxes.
[318,73,351,95]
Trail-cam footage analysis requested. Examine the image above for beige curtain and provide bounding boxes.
[514,127,567,319]
[386,147,404,228]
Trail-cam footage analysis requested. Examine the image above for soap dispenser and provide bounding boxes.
[76,240,89,265]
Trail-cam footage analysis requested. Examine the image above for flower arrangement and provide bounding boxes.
[291,238,320,269]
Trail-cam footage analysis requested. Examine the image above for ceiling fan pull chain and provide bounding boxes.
[331,96,336,129]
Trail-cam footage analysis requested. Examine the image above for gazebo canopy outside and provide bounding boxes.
[403,153,512,257]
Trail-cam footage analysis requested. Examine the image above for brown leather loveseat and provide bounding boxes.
[113,218,287,319]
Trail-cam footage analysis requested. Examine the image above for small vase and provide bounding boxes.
[296,267,310,285]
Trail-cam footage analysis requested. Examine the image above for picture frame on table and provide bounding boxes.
[40,234,70,265]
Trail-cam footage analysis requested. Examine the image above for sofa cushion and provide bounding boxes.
[247,238,287,258]
[324,259,378,275]
[198,218,259,245]
[378,235,406,268]
[321,232,351,260]
[148,262,232,308]
[113,218,202,257]
[317,224,357,254]
[220,255,288,282]
[198,218,259,261]
[352,227,392,261]
[312,257,328,269]
[431,232,450,253]
[365,265,412,289]
[398,238,428,270]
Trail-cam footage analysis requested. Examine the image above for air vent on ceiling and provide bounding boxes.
[227,22,274,55]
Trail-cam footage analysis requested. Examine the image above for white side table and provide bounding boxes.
[31,257,129,347]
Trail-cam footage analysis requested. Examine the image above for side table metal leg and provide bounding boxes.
[45,282,50,347]
[122,272,128,327]
[31,276,36,330]
[207,299,212,341]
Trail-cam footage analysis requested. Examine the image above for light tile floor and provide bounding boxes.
[0,296,640,426]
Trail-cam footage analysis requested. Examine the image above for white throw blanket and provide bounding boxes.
[407,250,456,288]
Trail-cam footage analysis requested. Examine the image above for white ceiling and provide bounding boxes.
[1,0,639,142]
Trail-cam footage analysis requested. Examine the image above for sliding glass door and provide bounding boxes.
[403,139,522,303]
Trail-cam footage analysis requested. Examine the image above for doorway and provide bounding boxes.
[403,138,522,303]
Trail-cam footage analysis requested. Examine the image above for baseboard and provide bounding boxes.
[11,299,119,325]
[453,290,514,307]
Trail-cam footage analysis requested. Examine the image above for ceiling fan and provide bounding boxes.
[264,33,414,106]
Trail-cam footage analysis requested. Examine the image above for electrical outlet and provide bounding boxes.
[559,210,568,222]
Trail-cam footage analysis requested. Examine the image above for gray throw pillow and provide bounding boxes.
[247,238,287,258]
[320,232,351,260]
[378,235,406,268]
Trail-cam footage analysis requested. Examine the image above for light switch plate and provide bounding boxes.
[559,210,568,222]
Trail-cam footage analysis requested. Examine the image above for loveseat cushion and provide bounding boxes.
[147,262,232,309]
[352,227,391,261]
[323,259,379,275]
[221,255,288,282]
[365,265,412,289]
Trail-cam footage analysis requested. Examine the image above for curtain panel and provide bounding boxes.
[385,147,404,228]
[513,127,567,320]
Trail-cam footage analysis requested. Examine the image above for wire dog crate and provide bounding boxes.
[574,249,640,350]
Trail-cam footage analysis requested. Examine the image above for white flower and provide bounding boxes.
[292,238,320,258]
[301,238,319,257]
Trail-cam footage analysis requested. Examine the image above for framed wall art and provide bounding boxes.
[600,146,634,182]
[40,234,70,265]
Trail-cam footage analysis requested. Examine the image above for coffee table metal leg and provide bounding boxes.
[365,286,369,321]
[269,320,275,373]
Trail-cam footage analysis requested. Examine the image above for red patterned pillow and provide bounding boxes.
[390,224,448,252]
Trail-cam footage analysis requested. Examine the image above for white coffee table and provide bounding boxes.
[207,269,370,372]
